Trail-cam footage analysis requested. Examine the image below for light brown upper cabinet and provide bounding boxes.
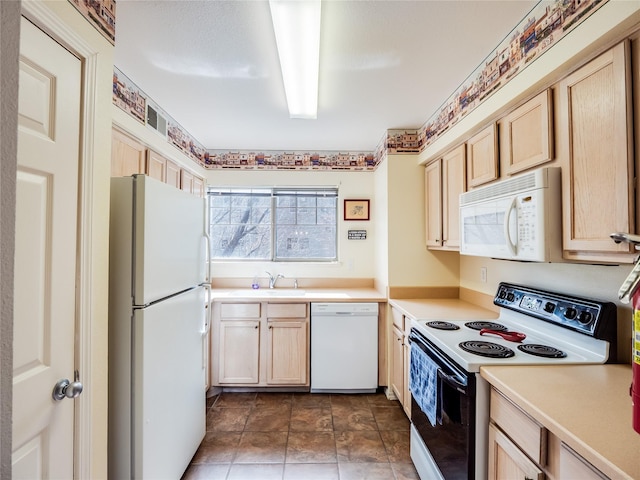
[111,128,146,177]
[146,149,167,182]
[193,176,205,198]
[181,169,195,194]
[500,89,553,176]
[425,143,466,250]
[165,158,181,189]
[558,41,634,262]
[466,124,498,188]
[425,159,443,248]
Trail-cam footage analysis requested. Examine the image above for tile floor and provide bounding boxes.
[181,392,420,480]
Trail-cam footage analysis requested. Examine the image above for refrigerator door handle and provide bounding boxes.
[204,196,212,283]
[202,284,212,370]
[202,284,212,337]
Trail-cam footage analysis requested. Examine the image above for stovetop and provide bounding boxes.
[410,283,617,373]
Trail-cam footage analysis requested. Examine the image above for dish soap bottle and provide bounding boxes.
[251,277,260,290]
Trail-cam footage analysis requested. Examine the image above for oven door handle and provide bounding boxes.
[438,370,467,394]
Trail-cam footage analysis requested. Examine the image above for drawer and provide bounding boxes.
[490,388,547,465]
[391,307,404,330]
[559,443,609,479]
[266,303,307,318]
[220,302,261,319]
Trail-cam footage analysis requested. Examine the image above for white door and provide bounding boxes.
[12,17,82,479]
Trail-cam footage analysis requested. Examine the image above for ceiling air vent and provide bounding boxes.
[146,104,167,138]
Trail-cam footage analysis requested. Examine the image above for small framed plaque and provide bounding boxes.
[344,199,370,221]
[348,230,367,240]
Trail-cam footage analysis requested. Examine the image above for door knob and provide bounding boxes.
[52,371,83,401]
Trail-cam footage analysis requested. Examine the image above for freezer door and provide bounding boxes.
[132,286,206,479]
[133,175,206,305]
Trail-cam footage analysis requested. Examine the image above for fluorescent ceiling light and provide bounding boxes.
[269,0,321,119]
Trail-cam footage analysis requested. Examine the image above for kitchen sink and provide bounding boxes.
[228,289,306,297]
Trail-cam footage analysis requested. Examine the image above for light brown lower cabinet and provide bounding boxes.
[212,302,309,387]
[488,424,544,480]
[265,302,308,385]
[488,387,610,479]
[390,306,411,417]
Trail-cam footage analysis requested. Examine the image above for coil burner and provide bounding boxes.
[459,340,515,358]
[517,344,567,358]
[464,321,507,332]
[426,321,460,331]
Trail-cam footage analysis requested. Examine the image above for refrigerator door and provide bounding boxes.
[132,286,206,479]
[132,175,206,305]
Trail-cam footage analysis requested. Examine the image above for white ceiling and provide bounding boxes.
[114,0,539,152]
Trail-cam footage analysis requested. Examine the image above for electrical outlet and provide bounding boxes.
[480,267,487,283]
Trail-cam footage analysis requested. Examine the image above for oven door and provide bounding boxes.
[409,329,476,480]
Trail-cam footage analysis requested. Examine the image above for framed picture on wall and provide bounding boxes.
[344,199,370,221]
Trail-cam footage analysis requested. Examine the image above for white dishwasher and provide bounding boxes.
[310,302,378,393]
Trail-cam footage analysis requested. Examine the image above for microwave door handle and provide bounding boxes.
[504,197,518,256]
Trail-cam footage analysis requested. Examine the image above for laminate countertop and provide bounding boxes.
[388,298,499,321]
[210,287,386,303]
[481,364,640,479]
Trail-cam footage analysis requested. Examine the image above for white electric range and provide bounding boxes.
[408,282,618,480]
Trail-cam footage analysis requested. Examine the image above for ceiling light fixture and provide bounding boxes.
[269,0,321,119]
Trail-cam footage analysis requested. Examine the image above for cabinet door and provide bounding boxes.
[442,144,466,249]
[402,340,411,418]
[266,319,308,385]
[390,325,404,403]
[181,169,195,194]
[488,424,545,480]
[166,158,181,188]
[466,124,498,187]
[193,176,205,198]
[111,128,146,177]
[425,159,443,248]
[146,149,167,182]
[501,89,553,175]
[218,320,260,384]
[559,42,634,261]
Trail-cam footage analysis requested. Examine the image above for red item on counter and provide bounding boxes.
[479,328,526,343]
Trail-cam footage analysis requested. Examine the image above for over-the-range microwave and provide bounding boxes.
[459,166,562,262]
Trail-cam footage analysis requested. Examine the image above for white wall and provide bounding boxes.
[373,153,389,291]
[204,168,377,282]
[0,2,20,476]
[386,154,459,287]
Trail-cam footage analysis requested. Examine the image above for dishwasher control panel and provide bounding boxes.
[311,302,379,315]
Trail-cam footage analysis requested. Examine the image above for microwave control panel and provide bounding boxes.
[515,193,540,251]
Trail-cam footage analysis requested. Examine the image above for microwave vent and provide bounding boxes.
[146,104,167,138]
[460,168,551,205]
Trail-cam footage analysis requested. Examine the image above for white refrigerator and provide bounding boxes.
[108,175,210,479]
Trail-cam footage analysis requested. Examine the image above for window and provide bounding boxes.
[208,187,338,261]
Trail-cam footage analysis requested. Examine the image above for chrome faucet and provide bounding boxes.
[265,271,284,289]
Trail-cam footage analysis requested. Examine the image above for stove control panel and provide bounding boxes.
[494,283,616,340]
